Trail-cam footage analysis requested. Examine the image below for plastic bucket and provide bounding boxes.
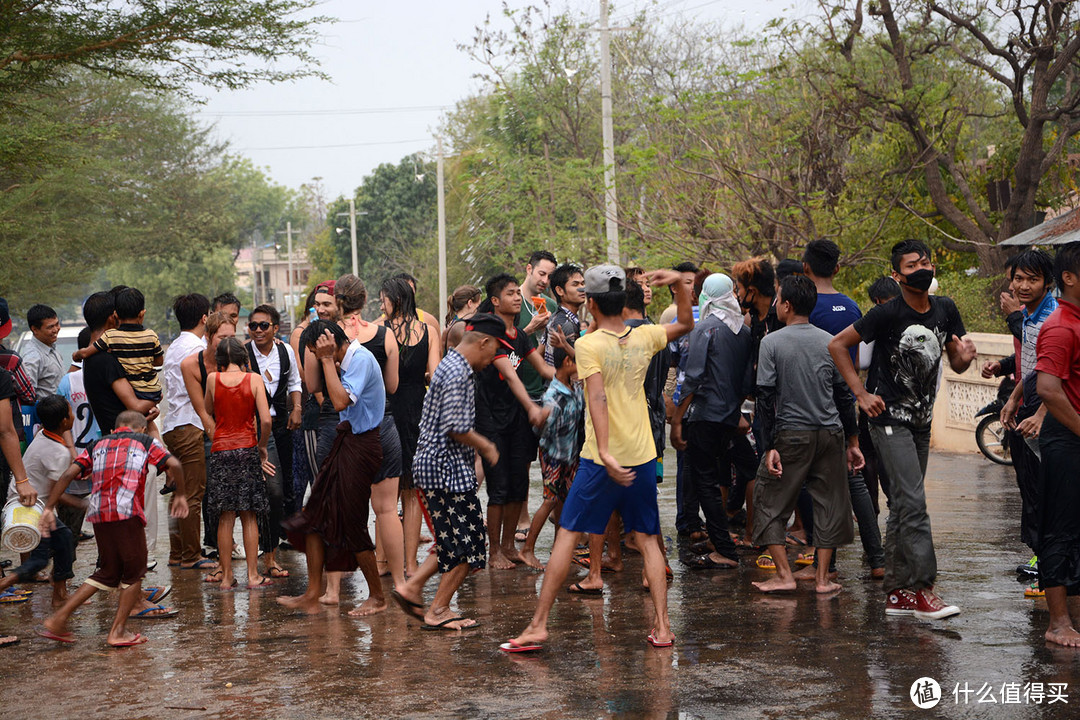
[2,498,44,553]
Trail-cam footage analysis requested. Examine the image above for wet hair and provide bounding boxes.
[867,277,901,304]
[76,326,92,350]
[775,259,804,282]
[890,239,931,272]
[303,284,330,316]
[214,336,249,371]
[211,292,241,312]
[802,239,841,278]
[36,394,71,432]
[250,304,280,326]
[380,277,417,325]
[205,311,235,340]
[1007,249,1054,287]
[173,293,210,331]
[391,272,418,290]
[552,343,574,371]
[1054,241,1080,292]
[82,292,115,331]
[731,258,776,298]
[335,274,368,315]
[589,290,626,318]
[476,297,495,314]
[550,264,582,303]
[446,285,481,326]
[485,273,519,301]
[778,275,817,317]
[625,279,647,315]
[300,318,348,351]
[27,304,56,329]
[115,410,148,431]
[528,251,557,270]
[114,287,145,319]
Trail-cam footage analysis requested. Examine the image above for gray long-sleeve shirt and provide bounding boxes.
[681,314,753,426]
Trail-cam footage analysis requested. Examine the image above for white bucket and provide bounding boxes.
[2,499,44,553]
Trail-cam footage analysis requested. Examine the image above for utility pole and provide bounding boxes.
[349,196,359,276]
[437,137,447,331]
[277,221,297,328]
[600,0,619,264]
[250,233,260,305]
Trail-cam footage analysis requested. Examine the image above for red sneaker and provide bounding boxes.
[913,587,960,620]
[885,588,918,616]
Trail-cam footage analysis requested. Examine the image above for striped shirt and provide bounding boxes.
[95,323,163,394]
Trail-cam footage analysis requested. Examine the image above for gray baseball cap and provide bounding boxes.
[583,264,626,294]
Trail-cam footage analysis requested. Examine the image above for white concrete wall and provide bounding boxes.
[931,332,1014,453]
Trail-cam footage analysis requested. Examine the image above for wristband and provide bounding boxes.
[14,477,29,484]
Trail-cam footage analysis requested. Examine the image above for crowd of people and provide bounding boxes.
[2,237,1080,652]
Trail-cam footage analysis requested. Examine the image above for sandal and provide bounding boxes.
[794,552,815,567]
[204,570,224,583]
[267,566,290,579]
[756,553,777,571]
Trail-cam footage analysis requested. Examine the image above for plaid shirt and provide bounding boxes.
[538,377,584,463]
[413,349,478,493]
[76,426,172,525]
[0,344,37,405]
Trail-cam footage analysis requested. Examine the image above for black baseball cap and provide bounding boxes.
[0,298,10,339]
[465,312,513,350]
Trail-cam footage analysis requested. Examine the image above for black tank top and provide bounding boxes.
[360,324,389,373]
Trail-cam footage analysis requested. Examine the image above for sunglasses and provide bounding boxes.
[248,321,272,331]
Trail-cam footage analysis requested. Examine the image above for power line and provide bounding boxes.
[206,104,448,118]
[238,138,431,151]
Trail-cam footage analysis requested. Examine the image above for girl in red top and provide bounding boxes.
[204,337,275,590]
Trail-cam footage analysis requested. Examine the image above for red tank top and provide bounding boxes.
[210,373,258,452]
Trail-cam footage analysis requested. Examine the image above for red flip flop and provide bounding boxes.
[499,639,543,653]
[108,633,148,648]
[646,631,674,648]
[35,626,76,644]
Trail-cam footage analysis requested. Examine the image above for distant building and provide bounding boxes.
[234,245,312,332]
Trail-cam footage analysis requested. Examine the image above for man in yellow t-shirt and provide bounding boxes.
[502,264,694,653]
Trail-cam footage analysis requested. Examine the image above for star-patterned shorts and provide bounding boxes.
[424,488,487,573]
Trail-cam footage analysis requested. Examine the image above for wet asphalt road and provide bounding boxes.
[2,450,1079,719]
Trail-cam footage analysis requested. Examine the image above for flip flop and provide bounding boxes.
[795,552,815,567]
[420,617,480,631]
[131,604,178,619]
[786,532,807,546]
[499,639,542,653]
[0,591,30,604]
[144,585,172,604]
[390,589,425,620]
[247,577,274,589]
[204,571,224,583]
[267,566,289,578]
[7,588,32,596]
[514,527,529,543]
[108,633,148,648]
[0,635,18,648]
[567,582,603,596]
[647,631,674,648]
[146,560,158,572]
[35,626,76,644]
[756,553,776,571]
[572,556,615,573]
[183,559,218,570]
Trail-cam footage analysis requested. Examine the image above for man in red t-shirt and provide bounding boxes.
[1035,241,1080,647]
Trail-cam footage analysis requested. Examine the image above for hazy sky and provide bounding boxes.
[194,0,812,200]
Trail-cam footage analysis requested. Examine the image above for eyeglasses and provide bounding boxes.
[248,321,272,331]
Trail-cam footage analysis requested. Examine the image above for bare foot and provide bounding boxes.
[1045,625,1080,647]
[424,615,478,630]
[752,577,797,594]
[376,560,390,577]
[816,580,843,594]
[277,594,324,614]
[106,630,147,646]
[42,617,71,638]
[601,555,624,572]
[502,546,525,564]
[490,552,516,570]
[348,596,388,617]
[509,625,549,648]
[318,592,340,606]
[793,565,838,581]
[520,550,544,570]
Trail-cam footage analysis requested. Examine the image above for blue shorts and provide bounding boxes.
[559,458,660,536]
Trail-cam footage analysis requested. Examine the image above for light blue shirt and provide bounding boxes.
[338,340,385,434]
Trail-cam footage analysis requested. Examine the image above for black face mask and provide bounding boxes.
[901,268,934,292]
[738,290,755,311]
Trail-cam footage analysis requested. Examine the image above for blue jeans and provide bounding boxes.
[15,518,75,582]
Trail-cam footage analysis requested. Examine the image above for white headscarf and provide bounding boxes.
[699,273,744,334]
